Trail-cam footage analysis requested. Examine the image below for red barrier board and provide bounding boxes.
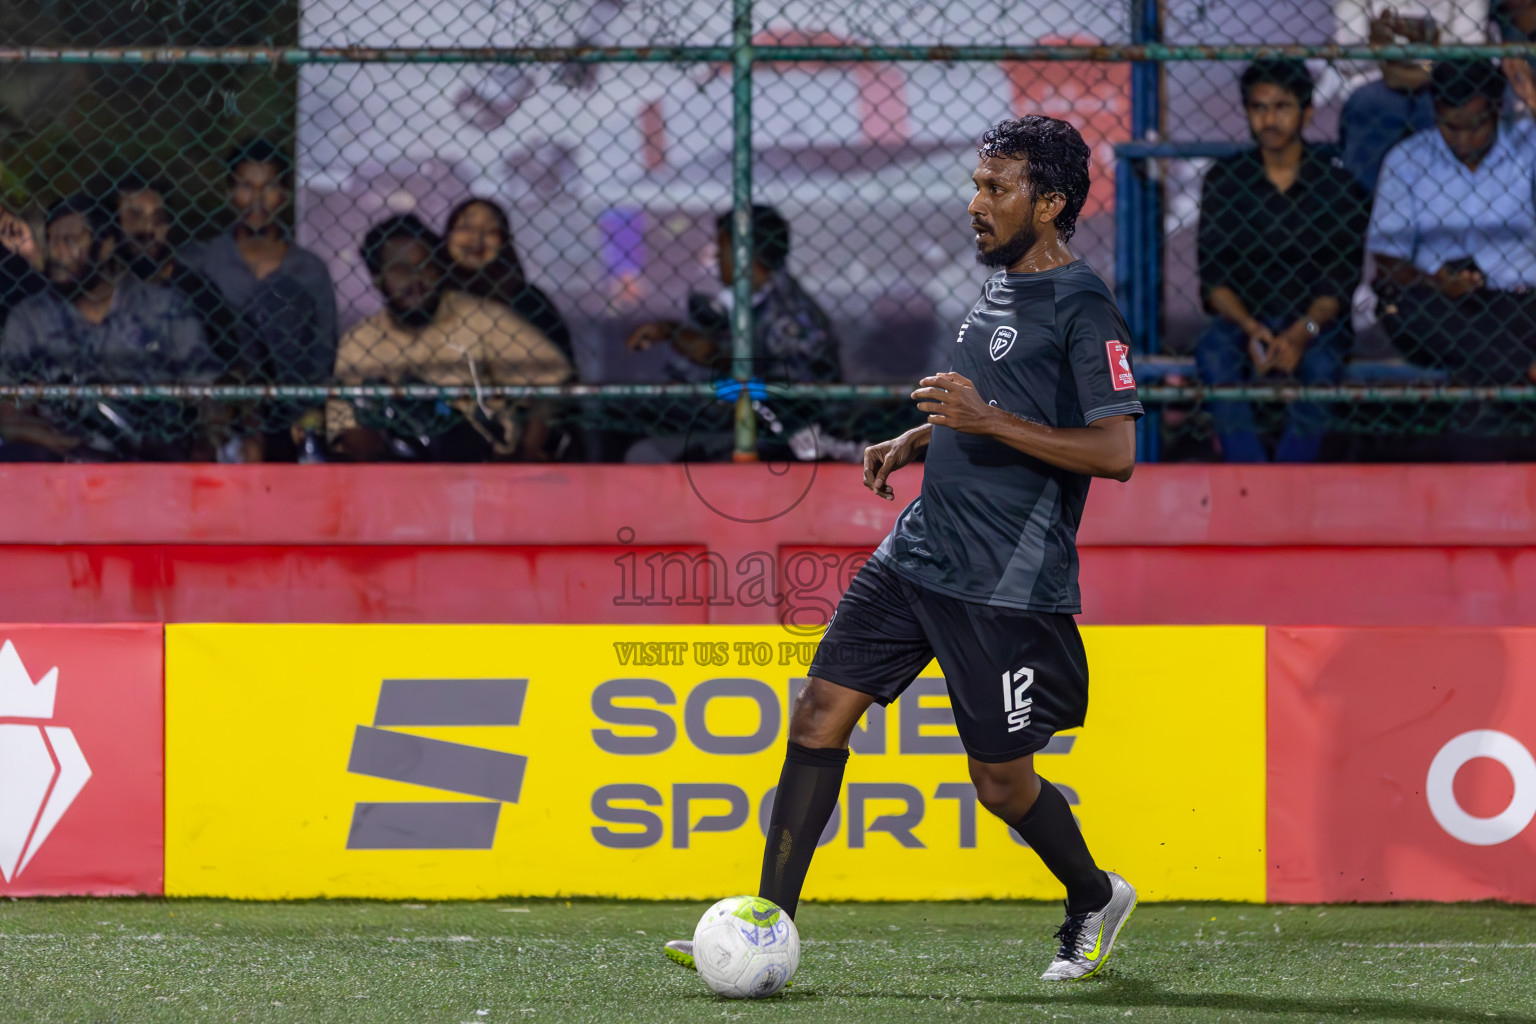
[0,625,163,896]
[1268,628,1536,903]
[0,464,1534,627]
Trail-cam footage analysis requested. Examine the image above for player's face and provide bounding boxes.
[377,236,445,328]
[969,156,1038,267]
[1436,95,1499,167]
[44,213,102,288]
[118,189,171,264]
[446,202,504,271]
[229,160,288,231]
[1244,82,1310,152]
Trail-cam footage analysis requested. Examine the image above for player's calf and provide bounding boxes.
[974,758,1113,915]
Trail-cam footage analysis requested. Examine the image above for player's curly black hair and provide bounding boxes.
[361,213,443,277]
[1240,59,1316,110]
[46,191,118,241]
[977,115,1092,242]
[226,138,293,188]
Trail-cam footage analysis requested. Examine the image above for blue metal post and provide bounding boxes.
[1129,0,1163,461]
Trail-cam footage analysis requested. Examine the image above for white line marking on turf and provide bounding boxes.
[1343,942,1536,949]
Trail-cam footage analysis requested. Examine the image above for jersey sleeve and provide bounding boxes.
[1062,290,1144,424]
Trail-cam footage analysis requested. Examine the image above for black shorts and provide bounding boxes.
[808,557,1089,762]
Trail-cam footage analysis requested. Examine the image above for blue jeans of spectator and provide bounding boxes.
[1195,316,1346,463]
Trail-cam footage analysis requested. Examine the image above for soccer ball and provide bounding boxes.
[692,895,800,998]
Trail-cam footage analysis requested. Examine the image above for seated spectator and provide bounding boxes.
[0,202,46,326]
[1196,59,1371,463]
[328,214,572,462]
[625,204,839,383]
[114,171,242,374]
[1369,60,1536,384]
[1340,11,1439,192]
[0,193,216,461]
[443,198,574,365]
[182,140,337,386]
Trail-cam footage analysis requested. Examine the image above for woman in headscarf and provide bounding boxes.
[443,198,574,365]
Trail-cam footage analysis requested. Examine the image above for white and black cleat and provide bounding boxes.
[1041,871,1137,981]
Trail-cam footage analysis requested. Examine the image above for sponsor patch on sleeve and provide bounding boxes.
[1106,340,1136,391]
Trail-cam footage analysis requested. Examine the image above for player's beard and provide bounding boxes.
[976,220,1039,268]
[46,258,103,300]
[388,286,444,329]
[124,238,170,282]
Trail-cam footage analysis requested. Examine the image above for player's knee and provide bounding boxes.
[787,677,865,748]
[968,760,1041,820]
[786,690,845,747]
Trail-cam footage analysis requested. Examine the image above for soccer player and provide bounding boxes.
[665,114,1141,981]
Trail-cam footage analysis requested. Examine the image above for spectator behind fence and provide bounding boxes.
[328,214,572,462]
[183,140,337,385]
[1196,59,1371,462]
[0,193,215,461]
[625,204,839,383]
[623,204,842,463]
[1369,60,1536,384]
[114,172,242,374]
[0,202,46,326]
[1339,11,1439,192]
[443,198,574,365]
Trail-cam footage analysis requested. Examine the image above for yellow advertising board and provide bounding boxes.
[165,624,1264,901]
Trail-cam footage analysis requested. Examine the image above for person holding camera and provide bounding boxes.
[1340,10,1441,192]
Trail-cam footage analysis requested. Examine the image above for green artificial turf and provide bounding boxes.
[0,899,1532,1023]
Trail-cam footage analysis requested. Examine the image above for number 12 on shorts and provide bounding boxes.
[1003,665,1034,733]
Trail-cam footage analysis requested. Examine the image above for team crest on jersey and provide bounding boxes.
[988,325,1017,361]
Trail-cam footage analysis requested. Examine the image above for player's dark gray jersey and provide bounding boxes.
[873,261,1142,613]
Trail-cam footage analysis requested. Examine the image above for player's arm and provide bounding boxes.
[625,322,721,365]
[1205,285,1256,334]
[912,372,1136,481]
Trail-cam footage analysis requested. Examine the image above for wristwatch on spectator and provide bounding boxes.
[1304,320,1321,337]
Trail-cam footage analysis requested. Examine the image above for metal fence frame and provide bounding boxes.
[8,0,1536,461]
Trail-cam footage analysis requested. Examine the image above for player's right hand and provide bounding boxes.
[1433,264,1485,299]
[862,428,927,500]
[1245,321,1277,373]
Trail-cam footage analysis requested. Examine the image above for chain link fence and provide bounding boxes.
[2,1,1536,463]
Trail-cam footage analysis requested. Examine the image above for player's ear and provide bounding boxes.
[1035,190,1066,225]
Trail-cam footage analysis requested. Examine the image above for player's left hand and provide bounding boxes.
[912,372,996,434]
[1268,323,1311,376]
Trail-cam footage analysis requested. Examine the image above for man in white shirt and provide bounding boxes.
[1368,59,1536,383]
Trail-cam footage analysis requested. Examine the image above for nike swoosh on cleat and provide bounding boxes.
[1082,923,1106,962]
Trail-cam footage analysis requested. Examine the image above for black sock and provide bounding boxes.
[758,741,848,920]
[1012,777,1112,915]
